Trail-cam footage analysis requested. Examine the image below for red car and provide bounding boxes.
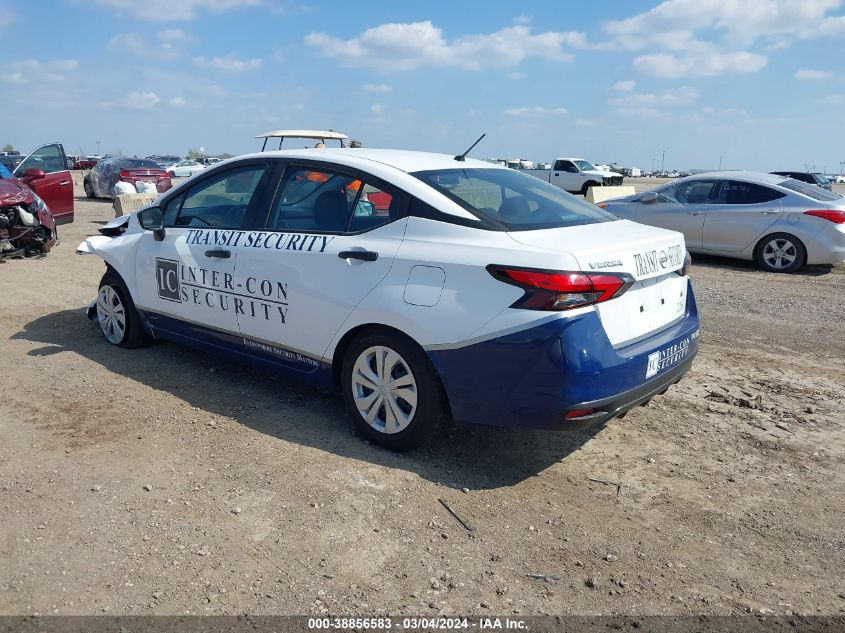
[74,156,99,170]
[11,142,75,224]
[0,164,59,258]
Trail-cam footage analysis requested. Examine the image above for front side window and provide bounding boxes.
[269,167,357,233]
[174,164,265,228]
[413,168,617,231]
[15,144,65,175]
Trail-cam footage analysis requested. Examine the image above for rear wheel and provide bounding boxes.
[167,171,175,177]
[96,270,151,348]
[84,178,95,198]
[755,233,805,273]
[341,331,448,451]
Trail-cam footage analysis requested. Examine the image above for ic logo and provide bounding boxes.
[156,258,181,302]
[658,250,668,268]
[646,351,661,378]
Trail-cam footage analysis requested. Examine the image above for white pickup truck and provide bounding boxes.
[524,158,624,195]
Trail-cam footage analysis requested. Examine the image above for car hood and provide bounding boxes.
[0,177,34,206]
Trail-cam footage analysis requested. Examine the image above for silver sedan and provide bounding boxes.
[599,172,845,273]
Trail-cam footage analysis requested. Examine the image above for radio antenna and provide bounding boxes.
[454,133,486,162]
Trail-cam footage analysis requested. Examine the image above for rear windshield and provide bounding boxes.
[122,159,160,169]
[779,178,842,202]
[412,168,617,231]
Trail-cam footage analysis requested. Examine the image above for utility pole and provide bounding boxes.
[661,149,665,174]
[96,140,101,156]
[840,161,844,175]
[651,157,655,174]
[719,155,722,170]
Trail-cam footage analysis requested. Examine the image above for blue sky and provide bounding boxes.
[1,0,844,172]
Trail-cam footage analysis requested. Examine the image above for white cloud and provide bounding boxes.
[815,94,844,104]
[105,91,161,110]
[612,80,636,91]
[508,71,526,80]
[633,50,767,78]
[503,106,567,116]
[361,83,392,93]
[602,0,845,78]
[193,55,262,71]
[608,86,699,108]
[168,96,187,108]
[110,32,186,59]
[306,22,586,71]
[157,29,188,42]
[93,0,263,21]
[370,103,384,115]
[1,58,79,83]
[796,69,832,80]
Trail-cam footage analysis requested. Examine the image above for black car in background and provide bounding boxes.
[770,171,833,190]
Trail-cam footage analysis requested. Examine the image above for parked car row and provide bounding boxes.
[84,158,172,199]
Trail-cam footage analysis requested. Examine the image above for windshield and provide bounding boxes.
[412,168,618,231]
[573,160,597,171]
[780,178,842,201]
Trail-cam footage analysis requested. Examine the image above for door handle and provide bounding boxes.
[204,249,231,259]
[687,211,705,216]
[59,180,71,186]
[759,210,777,215]
[338,250,378,262]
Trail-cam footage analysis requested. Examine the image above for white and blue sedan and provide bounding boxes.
[78,149,700,451]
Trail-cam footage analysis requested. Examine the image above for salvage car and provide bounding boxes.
[771,171,832,191]
[0,162,58,259]
[84,158,172,199]
[78,149,699,451]
[12,142,74,224]
[599,172,845,273]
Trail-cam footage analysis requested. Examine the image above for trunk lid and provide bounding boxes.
[508,219,689,347]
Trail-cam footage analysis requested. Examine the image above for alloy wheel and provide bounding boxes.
[97,285,127,344]
[351,345,418,434]
[762,238,797,270]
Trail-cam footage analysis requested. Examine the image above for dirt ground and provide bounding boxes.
[0,176,843,618]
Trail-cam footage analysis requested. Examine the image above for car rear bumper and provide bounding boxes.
[428,280,700,430]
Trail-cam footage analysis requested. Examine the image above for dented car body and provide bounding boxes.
[0,163,58,259]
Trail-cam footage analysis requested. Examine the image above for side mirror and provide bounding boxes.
[640,191,658,204]
[138,206,166,241]
[24,168,46,180]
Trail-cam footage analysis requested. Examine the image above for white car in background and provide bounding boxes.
[599,172,845,272]
[525,158,624,195]
[78,149,699,451]
[166,160,206,178]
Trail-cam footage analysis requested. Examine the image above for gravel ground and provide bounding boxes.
[0,176,843,617]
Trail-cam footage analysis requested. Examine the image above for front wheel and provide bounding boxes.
[84,179,95,198]
[580,180,599,196]
[96,270,151,348]
[341,331,448,451]
[755,233,805,273]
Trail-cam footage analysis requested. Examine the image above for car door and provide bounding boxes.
[14,143,74,223]
[636,179,715,249]
[552,160,580,192]
[133,160,273,346]
[233,161,408,372]
[702,180,784,252]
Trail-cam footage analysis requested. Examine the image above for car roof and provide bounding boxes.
[683,171,789,185]
[236,148,500,173]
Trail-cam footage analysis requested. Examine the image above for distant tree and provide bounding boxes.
[219,152,234,159]
[186,148,202,160]
[2,143,14,153]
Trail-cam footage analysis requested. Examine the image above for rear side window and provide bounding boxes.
[667,180,717,204]
[412,168,615,231]
[714,181,785,204]
[779,178,842,202]
[269,167,357,233]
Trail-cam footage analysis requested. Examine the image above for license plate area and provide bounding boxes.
[597,274,687,347]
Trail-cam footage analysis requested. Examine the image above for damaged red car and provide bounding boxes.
[0,142,74,259]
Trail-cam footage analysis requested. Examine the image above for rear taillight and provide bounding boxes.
[487,265,634,311]
[119,170,131,179]
[805,210,845,224]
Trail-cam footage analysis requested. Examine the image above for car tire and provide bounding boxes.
[96,269,151,348]
[341,330,449,452]
[167,171,175,178]
[84,179,95,199]
[580,180,599,196]
[754,232,806,273]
